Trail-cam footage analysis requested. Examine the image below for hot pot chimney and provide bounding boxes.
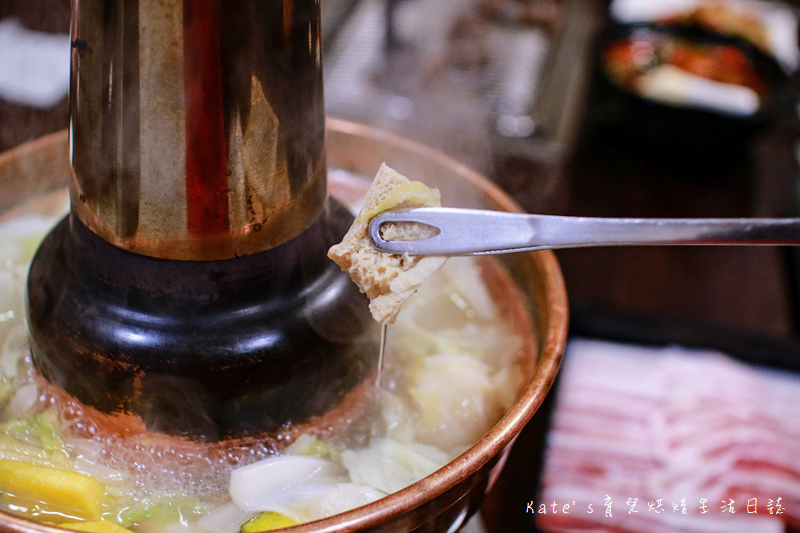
[26,0,376,441]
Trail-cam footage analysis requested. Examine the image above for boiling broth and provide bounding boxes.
[0,181,535,532]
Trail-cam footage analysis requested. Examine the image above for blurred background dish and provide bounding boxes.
[609,0,800,70]
[593,21,790,155]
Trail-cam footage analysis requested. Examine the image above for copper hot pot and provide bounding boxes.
[0,118,568,532]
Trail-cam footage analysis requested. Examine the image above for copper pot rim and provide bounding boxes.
[0,119,569,533]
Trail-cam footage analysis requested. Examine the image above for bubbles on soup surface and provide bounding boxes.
[0,185,533,531]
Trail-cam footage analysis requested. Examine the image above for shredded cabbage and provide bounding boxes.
[408,353,498,450]
[0,191,528,533]
[228,455,383,523]
[341,439,449,494]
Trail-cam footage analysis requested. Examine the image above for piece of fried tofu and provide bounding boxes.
[328,164,446,324]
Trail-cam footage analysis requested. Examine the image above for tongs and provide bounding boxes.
[369,208,800,256]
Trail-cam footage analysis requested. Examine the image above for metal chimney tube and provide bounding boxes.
[27,0,376,442]
[70,0,326,260]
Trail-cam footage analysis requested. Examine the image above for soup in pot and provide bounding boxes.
[0,176,535,532]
